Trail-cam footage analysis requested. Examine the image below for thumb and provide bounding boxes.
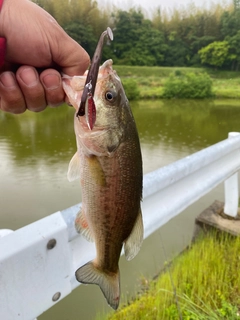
[53,32,90,76]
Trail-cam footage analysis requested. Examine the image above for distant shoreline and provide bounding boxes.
[115,65,240,100]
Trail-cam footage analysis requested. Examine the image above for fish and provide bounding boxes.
[62,30,143,310]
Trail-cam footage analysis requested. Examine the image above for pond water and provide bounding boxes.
[1,99,240,319]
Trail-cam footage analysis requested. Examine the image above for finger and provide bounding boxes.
[0,71,26,114]
[40,69,65,107]
[16,66,47,112]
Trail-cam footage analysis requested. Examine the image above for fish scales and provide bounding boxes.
[83,143,142,270]
[62,59,143,310]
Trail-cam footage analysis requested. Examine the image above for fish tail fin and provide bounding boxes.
[75,261,120,310]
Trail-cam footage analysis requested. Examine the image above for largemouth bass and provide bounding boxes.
[62,33,143,310]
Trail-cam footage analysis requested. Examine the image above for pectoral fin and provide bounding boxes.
[87,156,106,187]
[75,208,94,242]
[62,75,85,111]
[124,208,144,261]
[67,152,81,182]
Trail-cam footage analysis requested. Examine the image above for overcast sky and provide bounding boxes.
[101,0,232,16]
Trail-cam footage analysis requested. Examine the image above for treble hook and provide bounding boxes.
[77,27,114,117]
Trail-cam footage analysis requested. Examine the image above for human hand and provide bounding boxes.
[0,0,90,113]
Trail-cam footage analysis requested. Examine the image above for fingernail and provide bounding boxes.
[0,72,16,88]
[19,67,38,87]
[42,74,61,90]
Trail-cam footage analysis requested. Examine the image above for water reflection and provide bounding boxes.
[0,106,76,164]
[133,99,237,148]
[1,99,240,319]
[1,99,239,174]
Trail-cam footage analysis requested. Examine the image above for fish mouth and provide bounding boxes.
[76,27,113,124]
[79,119,113,136]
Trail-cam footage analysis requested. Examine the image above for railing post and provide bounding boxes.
[224,132,240,217]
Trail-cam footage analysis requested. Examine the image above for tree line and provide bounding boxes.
[33,0,240,70]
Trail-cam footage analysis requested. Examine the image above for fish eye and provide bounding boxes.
[105,91,116,102]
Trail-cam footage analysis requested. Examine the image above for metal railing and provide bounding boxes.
[1,132,240,320]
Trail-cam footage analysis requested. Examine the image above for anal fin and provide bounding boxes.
[124,208,144,261]
[75,208,94,242]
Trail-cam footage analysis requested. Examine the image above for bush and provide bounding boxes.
[174,69,182,76]
[122,78,140,100]
[162,71,213,99]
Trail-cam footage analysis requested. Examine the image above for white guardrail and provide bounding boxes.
[1,132,240,320]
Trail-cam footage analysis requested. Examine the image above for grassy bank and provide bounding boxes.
[114,66,240,100]
[100,230,240,320]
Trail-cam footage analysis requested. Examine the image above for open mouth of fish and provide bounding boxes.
[76,27,113,130]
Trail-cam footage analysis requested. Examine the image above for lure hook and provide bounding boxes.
[77,27,113,117]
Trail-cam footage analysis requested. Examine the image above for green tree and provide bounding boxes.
[190,35,217,65]
[233,0,240,10]
[110,9,145,60]
[226,31,240,70]
[109,9,167,66]
[198,41,229,68]
[31,0,240,69]
[159,4,224,66]
[64,23,97,57]
[121,22,167,66]
[164,31,190,66]
[220,9,240,38]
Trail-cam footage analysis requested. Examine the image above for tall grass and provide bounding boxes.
[100,231,240,320]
